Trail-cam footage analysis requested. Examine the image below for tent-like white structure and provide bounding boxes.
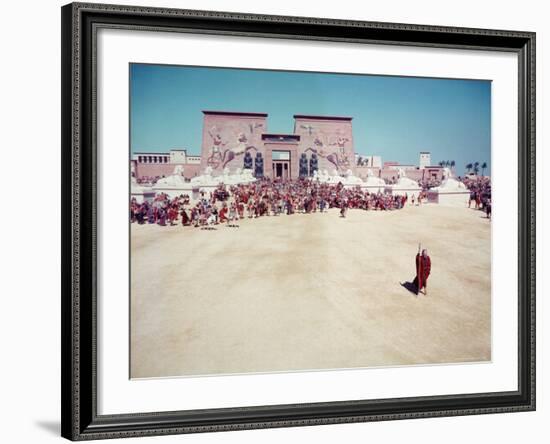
[314,169,363,188]
[427,168,470,206]
[388,168,421,199]
[152,166,257,199]
[361,169,386,194]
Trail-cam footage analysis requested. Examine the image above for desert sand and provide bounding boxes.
[130,204,491,378]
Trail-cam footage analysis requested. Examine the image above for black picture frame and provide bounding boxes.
[61,2,536,440]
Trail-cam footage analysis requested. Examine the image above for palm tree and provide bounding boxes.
[481,162,488,176]
[466,163,473,173]
[438,161,445,167]
[450,160,456,172]
[473,161,480,175]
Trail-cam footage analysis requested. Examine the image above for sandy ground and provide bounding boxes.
[130,204,491,378]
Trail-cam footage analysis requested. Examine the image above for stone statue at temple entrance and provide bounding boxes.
[243,151,253,170]
[254,152,264,178]
[299,153,309,178]
[309,153,319,177]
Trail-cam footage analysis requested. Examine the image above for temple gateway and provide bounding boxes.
[131,110,447,186]
[200,111,355,181]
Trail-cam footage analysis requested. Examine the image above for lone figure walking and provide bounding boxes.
[414,245,431,295]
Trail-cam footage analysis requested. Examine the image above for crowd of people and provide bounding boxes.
[130,174,493,228]
[463,176,492,218]
[129,179,414,228]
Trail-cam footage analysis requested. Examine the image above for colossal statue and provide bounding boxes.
[254,152,264,178]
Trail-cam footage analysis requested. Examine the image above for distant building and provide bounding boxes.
[371,156,382,168]
[385,164,416,171]
[168,149,201,165]
[131,115,445,185]
[420,166,445,181]
[131,149,202,180]
[199,111,355,180]
[419,152,431,169]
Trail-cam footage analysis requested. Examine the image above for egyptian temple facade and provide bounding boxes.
[132,110,447,184]
[199,111,355,181]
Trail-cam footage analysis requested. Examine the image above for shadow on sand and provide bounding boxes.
[400,280,418,296]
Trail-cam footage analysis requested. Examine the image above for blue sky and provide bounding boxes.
[130,64,491,175]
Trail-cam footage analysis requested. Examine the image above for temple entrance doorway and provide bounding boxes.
[272,160,290,180]
[271,150,291,180]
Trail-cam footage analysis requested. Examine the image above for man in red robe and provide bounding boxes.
[414,247,431,295]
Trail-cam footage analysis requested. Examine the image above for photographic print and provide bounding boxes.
[129,64,492,379]
[61,5,536,438]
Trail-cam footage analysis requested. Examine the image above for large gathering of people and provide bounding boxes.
[130,174,493,227]
[130,178,415,228]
